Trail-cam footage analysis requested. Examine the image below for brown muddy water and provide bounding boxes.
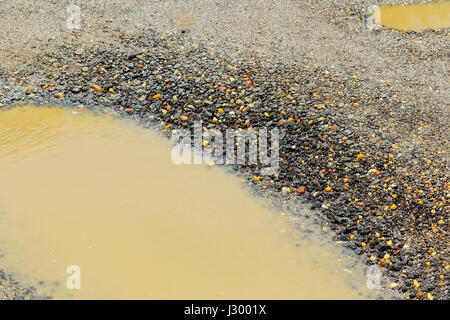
[0,105,374,299]
[372,1,450,31]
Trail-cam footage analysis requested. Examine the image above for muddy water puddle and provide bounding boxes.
[0,105,374,299]
[372,1,450,31]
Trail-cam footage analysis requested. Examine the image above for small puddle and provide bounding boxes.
[0,105,374,299]
[372,1,450,31]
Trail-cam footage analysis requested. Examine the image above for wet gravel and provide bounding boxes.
[0,269,37,300]
[0,0,448,300]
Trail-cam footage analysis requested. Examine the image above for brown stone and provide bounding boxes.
[296,186,307,194]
